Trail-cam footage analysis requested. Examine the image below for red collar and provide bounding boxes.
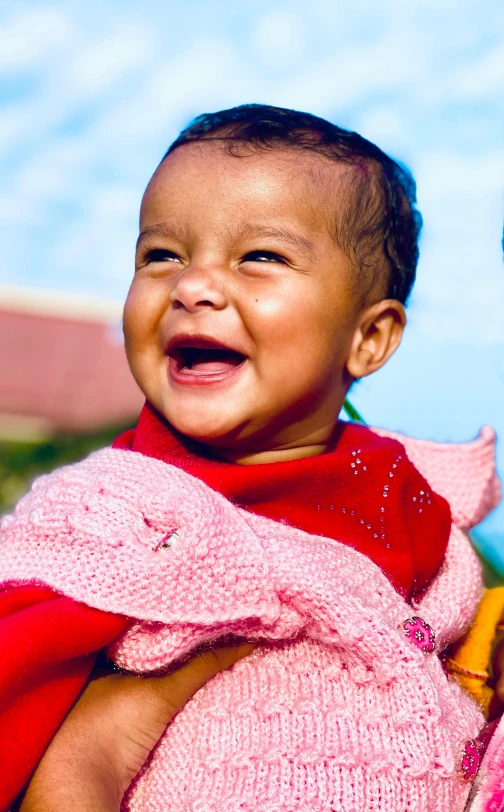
[113,402,450,598]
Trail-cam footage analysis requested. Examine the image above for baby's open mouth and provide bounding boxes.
[170,345,246,376]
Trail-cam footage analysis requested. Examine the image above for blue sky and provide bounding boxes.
[1,1,503,564]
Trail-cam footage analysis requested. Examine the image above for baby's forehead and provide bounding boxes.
[144,142,355,228]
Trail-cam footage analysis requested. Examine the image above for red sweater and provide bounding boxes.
[0,403,450,809]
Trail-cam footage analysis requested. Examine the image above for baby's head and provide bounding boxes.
[124,104,422,463]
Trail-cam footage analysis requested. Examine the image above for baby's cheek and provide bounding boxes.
[124,289,167,388]
[124,275,169,338]
[123,288,150,346]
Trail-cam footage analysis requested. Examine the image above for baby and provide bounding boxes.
[0,104,502,812]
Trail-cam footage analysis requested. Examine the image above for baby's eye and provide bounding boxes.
[242,251,286,264]
[144,248,182,264]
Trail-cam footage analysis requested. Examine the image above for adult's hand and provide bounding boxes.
[19,641,253,812]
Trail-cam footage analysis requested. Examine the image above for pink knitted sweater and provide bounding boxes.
[0,426,500,812]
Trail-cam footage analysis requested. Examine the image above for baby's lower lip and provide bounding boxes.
[167,355,247,387]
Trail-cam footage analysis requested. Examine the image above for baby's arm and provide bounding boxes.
[18,642,253,812]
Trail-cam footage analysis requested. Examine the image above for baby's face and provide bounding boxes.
[124,142,365,456]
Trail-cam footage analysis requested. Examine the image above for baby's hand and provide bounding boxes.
[18,642,253,812]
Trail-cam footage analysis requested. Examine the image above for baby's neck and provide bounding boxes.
[211,420,341,466]
[216,442,330,466]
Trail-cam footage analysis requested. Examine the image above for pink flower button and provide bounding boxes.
[402,616,435,653]
[460,739,480,782]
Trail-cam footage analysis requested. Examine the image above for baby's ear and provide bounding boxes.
[346,300,406,379]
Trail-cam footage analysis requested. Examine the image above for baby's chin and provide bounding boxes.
[160,403,252,450]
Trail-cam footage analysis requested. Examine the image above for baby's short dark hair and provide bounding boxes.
[165,104,422,305]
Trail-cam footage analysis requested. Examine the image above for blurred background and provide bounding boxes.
[1,1,503,571]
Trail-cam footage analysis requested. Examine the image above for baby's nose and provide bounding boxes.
[169,263,228,312]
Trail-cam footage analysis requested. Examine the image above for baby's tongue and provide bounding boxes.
[188,349,243,374]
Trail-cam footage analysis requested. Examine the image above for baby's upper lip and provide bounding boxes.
[166,333,247,356]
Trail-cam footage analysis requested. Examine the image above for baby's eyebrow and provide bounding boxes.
[239,225,314,257]
[136,222,315,257]
[136,222,182,250]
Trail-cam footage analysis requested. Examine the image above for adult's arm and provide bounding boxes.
[18,642,253,812]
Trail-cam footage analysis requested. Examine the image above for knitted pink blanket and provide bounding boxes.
[0,426,501,811]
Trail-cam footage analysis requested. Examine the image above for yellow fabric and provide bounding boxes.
[446,587,504,716]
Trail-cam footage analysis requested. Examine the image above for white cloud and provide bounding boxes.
[355,106,410,153]
[252,10,307,69]
[450,44,504,99]
[404,149,504,343]
[66,22,154,97]
[0,6,76,72]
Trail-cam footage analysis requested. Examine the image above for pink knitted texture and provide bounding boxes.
[465,716,504,811]
[0,427,500,811]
